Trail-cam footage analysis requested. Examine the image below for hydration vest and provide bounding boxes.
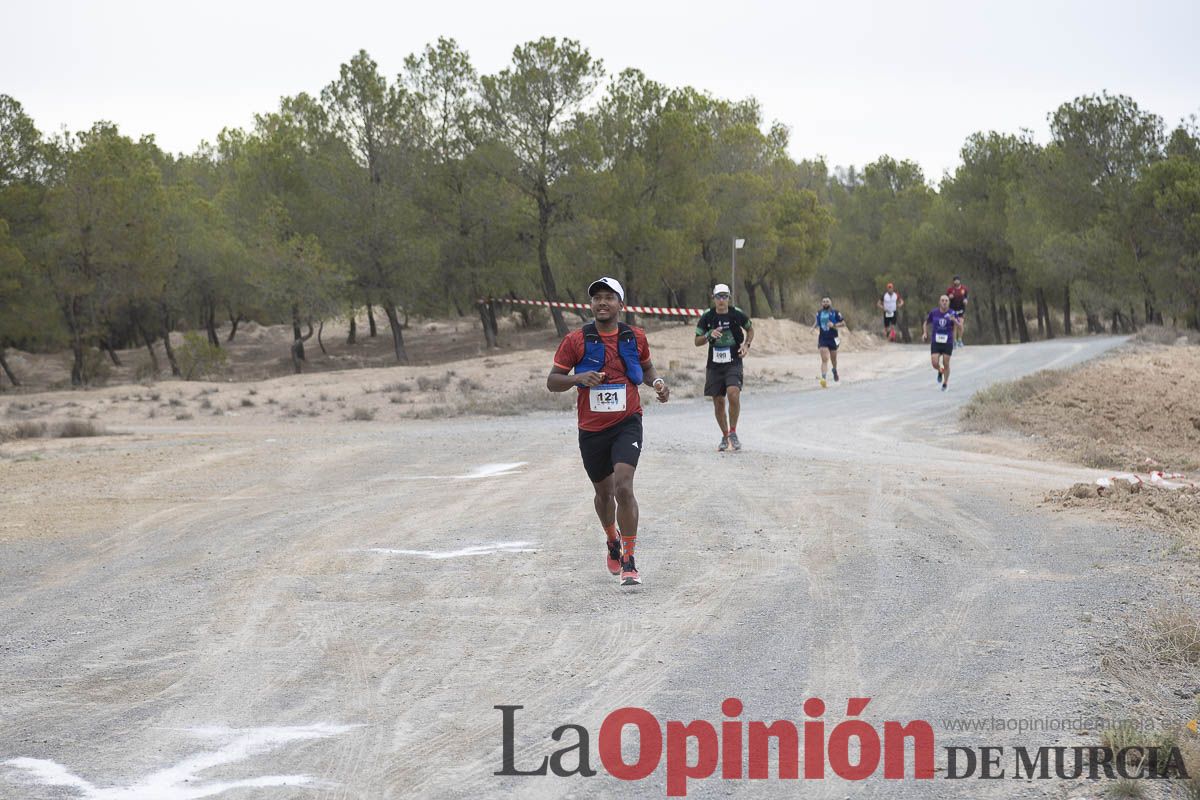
[575,322,643,386]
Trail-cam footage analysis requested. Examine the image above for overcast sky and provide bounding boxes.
[4,0,1197,180]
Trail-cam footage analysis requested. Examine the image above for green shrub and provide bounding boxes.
[177,331,228,380]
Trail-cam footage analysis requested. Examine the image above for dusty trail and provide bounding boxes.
[1,336,1170,799]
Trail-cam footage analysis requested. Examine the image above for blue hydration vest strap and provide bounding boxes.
[575,322,644,386]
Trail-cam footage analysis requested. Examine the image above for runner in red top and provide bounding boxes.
[946,276,969,346]
[547,277,669,586]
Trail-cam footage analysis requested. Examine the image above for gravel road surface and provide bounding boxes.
[5,336,1174,799]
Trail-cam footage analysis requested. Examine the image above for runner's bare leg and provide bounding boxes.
[613,463,638,537]
[712,396,729,436]
[592,474,616,528]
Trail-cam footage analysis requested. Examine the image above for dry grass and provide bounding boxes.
[10,420,48,439]
[346,407,376,421]
[960,369,1068,432]
[417,372,455,392]
[1148,608,1200,666]
[57,419,105,438]
[1134,325,1200,346]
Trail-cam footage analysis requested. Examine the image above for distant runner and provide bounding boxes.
[877,283,904,342]
[923,294,964,392]
[946,276,969,347]
[694,283,754,452]
[811,297,846,388]
[547,277,669,586]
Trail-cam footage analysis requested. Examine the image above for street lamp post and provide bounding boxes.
[731,238,745,304]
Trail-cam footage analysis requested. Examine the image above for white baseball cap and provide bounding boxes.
[713,283,731,296]
[587,276,624,302]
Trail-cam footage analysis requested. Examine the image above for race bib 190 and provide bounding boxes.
[935,333,949,344]
[712,347,732,364]
[588,383,627,413]
[885,310,895,318]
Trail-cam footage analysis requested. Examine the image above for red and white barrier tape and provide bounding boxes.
[480,297,705,318]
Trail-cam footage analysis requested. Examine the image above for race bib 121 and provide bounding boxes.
[588,383,627,413]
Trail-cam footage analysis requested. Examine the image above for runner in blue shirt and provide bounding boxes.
[923,294,965,392]
[810,297,846,388]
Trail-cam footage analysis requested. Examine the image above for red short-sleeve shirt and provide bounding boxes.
[553,326,651,431]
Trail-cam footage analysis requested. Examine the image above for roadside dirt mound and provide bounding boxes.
[740,318,880,355]
[1046,480,1200,538]
[964,342,1200,472]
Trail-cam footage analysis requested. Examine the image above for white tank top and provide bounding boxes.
[882,292,899,313]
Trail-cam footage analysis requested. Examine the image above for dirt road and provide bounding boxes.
[3,336,1175,799]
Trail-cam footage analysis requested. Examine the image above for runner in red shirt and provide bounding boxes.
[547,277,669,586]
[946,276,969,347]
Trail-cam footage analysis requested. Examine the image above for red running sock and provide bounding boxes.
[604,523,619,542]
[621,534,637,556]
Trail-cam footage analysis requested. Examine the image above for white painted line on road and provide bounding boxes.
[3,723,355,800]
[399,462,528,480]
[358,541,538,559]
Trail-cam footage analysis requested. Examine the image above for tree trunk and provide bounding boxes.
[0,350,19,387]
[899,306,912,343]
[367,303,377,337]
[102,339,122,366]
[134,316,159,374]
[347,308,357,344]
[160,302,180,377]
[1035,290,1045,338]
[317,320,328,355]
[65,295,86,386]
[762,279,780,317]
[1063,284,1072,336]
[383,300,409,364]
[205,302,220,348]
[563,288,590,321]
[226,309,243,342]
[777,283,787,316]
[1038,288,1055,339]
[1001,303,1012,343]
[743,279,760,317]
[291,305,306,362]
[290,316,315,374]
[537,195,568,337]
[487,300,500,338]
[988,293,1002,343]
[478,301,498,349]
[1013,286,1030,343]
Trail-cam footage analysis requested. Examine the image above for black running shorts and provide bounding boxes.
[578,414,643,483]
[931,341,954,356]
[883,314,896,328]
[704,362,744,397]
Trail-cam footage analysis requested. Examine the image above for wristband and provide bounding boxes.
[652,378,665,388]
